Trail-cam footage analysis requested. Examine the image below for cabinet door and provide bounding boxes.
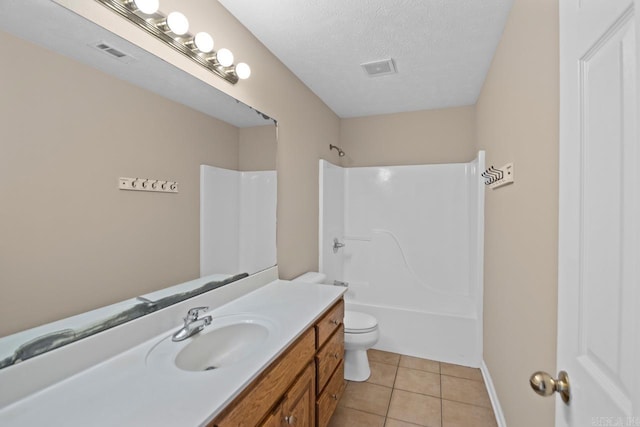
[282,362,315,427]
[259,403,283,427]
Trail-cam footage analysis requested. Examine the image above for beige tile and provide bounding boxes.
[328,406,386,427]
[385,418,423,427]
[441,375,492,408]
[441,362,483,381]
[339,381,393,416]
[399,355,440,374]
[369,349,401,366]
[367,361,398,388]
[387,389,441,427]
[394,367,440,397]
[442,400,498,427]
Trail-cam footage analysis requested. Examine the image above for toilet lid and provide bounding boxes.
[344,311,378,333]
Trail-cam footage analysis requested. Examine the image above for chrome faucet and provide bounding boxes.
[332,238,345,253]
[172,307,212,342]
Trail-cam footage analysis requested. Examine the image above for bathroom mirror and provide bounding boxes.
[0,1,277,368]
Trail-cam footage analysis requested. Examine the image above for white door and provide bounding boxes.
[556,0,640,426]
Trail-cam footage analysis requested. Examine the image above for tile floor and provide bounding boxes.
[328,350,498,427]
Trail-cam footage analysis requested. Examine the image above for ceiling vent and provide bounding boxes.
[361,59,397,77]
[89,41,135,63]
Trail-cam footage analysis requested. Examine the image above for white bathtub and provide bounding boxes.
[346,298,481,367]
[319,153,485,367]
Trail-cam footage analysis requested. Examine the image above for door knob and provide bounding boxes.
[529,370,571,404]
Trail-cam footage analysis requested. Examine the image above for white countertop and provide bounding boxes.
[0,280,345,427]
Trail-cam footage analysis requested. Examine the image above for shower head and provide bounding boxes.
[329,144,345,157]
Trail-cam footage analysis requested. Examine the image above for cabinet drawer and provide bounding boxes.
[315,325,344,394]
[315,299,344,349]
[316,361,346,427]
[212,328,315,427]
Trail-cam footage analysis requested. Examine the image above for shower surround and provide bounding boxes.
[319,152,485,366]
[200,165,277,277]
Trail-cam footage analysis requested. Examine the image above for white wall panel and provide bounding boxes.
[200,165,239,276]
[201,166,276,277]
[238,171,277,274]
[319,153,485,366]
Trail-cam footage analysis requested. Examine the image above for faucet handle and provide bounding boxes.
[186,306,209,321]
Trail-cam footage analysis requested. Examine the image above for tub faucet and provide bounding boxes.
[172,307,212,342]
[333,238,345,253]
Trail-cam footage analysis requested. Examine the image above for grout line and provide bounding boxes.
[440,372,484,382]
[384,364,399,420]
[391,387,441,400]
[340,403,387,419]
[440,372,444,427]
[441,397,494,410]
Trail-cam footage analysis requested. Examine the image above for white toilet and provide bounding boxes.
[294,272,379,382]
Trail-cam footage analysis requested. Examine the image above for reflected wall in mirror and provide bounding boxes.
[0,0,276,365]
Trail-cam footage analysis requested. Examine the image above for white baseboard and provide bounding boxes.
[481,360,507,427]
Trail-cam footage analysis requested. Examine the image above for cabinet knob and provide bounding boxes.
[330,319,339,325]
[331,394,338,400]
[333,353,340,359]
[284,415,296,424]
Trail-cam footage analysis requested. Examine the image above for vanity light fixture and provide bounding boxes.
[193,32,214,53]
[95,0,251,84]
[129,0,159,15]
[164,11,189,35]
[235,63,251,80]
[216,48,234,67]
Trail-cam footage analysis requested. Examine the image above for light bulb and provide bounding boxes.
[194,32,214,53]
[235,62,251,79]
[132,0,159,14]
[166,11,189,35]
[216,48,234,67]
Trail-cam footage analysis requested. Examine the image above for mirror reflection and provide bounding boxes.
[0,0,277,367]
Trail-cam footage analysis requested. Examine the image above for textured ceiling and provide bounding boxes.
[218,0,514,118]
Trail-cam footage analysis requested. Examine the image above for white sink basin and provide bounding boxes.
[146,314,276,373]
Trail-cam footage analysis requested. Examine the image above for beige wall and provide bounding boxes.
[0,30,249,335]
[49,0,340,277]
[339,106,477,167]
[239,125,277,171]
[476,0,559,425]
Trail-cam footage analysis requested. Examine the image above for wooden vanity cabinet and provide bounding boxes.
[281,362,316,426]
[259,362,315,427]
[259,403,283,427]
[316,362,345,427]
[314,300,345,427]
[210,298,345,427]
[211,329,315,427]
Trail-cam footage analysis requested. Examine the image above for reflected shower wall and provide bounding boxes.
[200,165,277,277]
[319,152,484,366]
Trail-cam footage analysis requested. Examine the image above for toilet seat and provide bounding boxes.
[344,311,378,334]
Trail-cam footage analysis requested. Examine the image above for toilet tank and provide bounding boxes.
[293,272,327,284]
